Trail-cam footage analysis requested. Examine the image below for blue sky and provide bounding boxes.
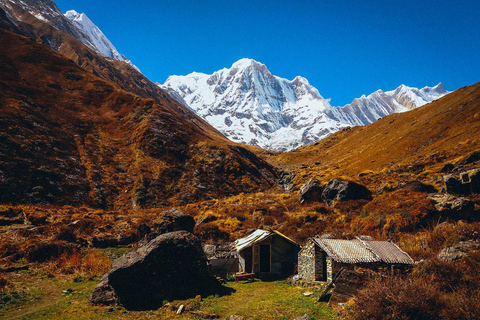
[54,0,480,106]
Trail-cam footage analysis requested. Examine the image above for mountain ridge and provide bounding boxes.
[162,58,449,151]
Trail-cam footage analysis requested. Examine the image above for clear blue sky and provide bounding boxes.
[54,0,480,106]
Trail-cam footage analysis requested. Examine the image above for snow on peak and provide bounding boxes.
[64,10,125,61]
[160,59,450,151]
[62,9,139,71]
[160,59,338,151]
[231,58,262,69]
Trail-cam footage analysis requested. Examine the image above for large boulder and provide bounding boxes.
[298,178,323,204]
[444,174,468,195]
[90,231,215,310]
[321,179,372,206]
[152,208,195,234]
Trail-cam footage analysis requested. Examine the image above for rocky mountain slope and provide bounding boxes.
[162,59,448,151]
[0,6,279,208]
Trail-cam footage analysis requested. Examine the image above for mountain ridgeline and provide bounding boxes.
[161,59,448,151]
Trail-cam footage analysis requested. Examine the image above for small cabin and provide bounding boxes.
[298,237,414,282]
[235,229,300,276]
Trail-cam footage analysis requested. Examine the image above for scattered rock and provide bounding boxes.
[438,241,480,261]
[90,231,216,310]
[321,179,372,206]
[278,172,295,192]
[292,315,310,320]
[443,168,480,195]
[177,304,185,314]
[303,291,314,297]
[427,193,475,219]
[400,180,436,193]
[229,315,244,320]
[441,163,455,173]
[298,178,323,204]
[457,151,480,165]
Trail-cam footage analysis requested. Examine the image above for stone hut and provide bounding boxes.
[298,237,414,282]
[235,229,300,276]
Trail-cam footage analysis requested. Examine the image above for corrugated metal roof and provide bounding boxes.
[363,240,414,264]
[311,238,413,265]
[234,229,299,252]
[313,239,379,263]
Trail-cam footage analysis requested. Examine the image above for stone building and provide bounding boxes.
[298,237,414,282]
[235,229,300,276]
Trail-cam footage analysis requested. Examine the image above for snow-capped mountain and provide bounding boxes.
[161,59,348,150]
[64,10,128,63]
[327,83,448,126]
[1,0,135,67]
[161,59,449,151]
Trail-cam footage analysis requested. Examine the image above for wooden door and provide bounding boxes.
[253,245,260,273]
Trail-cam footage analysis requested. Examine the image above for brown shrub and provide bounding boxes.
[194,223,230,243]
[350,276,445,320]
[351,190,436,239]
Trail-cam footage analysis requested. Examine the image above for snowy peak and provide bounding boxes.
[161,59,450,151]
[64,10,127,62]
[161,58,341,151]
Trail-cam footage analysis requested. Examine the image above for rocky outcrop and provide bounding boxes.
[444,168,480,195]
[438,241,480,261]
[321,179,372,206]
[427,194,475,219]
[298,178,323,204]
[90,231,215,310]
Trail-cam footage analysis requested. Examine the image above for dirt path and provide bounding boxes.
[1,275,61,320]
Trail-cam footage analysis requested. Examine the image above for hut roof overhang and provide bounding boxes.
[235,229,299,252]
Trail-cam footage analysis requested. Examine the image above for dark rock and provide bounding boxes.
[321,179,372,206]
[136,223,151,239]
[444,175,469,195]
[152,208,195,234]
[428,194,475,219]
[89,231,217,310]
[458,151,480,165]
[468,168,480,194]
[278,172,295,192]
[438,241,480,261]
[26,241,79,262]
[195,215,218,227]
[441,163,455,173]
[298,178,323,204]
[400,180,437,193]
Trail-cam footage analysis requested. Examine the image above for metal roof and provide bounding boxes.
[311,238,413,265]
[234,229,299,252]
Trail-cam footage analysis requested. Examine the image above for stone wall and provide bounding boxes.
[298,241,316,281]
